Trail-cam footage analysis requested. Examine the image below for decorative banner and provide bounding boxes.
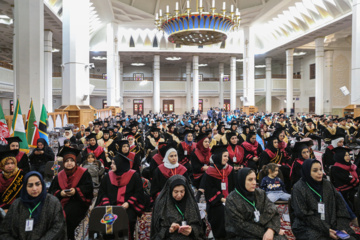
[100,206,118,234]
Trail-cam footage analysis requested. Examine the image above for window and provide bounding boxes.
[310,63,315,79]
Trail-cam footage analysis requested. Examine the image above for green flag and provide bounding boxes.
[26,100,40,148]
[10,99,29,153]
[39,104,49,143]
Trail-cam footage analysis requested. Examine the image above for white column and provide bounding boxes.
[230,57,237,110]
[324,51,334,114]
[44,30,53,112]
[315,37,325,114]
[186,62,192,111]
[193,56,199,112]
[153,55,160,113]
[243,27,255,106]
[265,57,272,113]
[219,62,224,108]
[106,22,118,106]
[120,62,124,109]
[286,49,294,115]
[62,0,90,105]
[351,0,360,104]
[14,0,44,116]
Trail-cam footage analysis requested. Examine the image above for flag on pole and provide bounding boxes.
[0,103,10,145]
[39,104,49,143]
[10,99,29,153]
[26,100,40,148]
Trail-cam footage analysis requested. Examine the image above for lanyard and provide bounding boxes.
[306,182,322,202]
[170,168,177,176]
[235,188,257,211]
[175,204,184,221]
[213,165,225,181]
[28,202,42,218]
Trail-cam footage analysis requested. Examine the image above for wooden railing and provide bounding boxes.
[47,111,69,130]
[52,72,105,79]
[0,61,13,70]
[96,109,113,119]
[4,114,26,131]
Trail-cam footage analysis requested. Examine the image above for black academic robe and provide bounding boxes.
[202,166,235,239]
[290,158,304,187]
[95,171,145,240]
[190,149,210,189]
[15,151,30,174]
[49,167,93,240]
[28,146,55,176]
[241,142,263,172]
[322,145,336,175]
[178,141,196,172]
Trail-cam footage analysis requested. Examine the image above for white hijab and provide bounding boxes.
[163,148,179,169]
[331,137,344,148]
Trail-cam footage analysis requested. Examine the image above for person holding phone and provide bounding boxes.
[28,138,55,177]
[291,159,359,240]
[151,175,205,239]
[49,147,93,240]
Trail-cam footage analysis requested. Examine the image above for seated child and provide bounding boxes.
[81,153,105,187]
[260,163,291,202]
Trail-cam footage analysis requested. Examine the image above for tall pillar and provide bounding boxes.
[193,56,199,112]
[230,57,237,110]
[243,27,255,106]
[106,22,119,106]
[120,62,124,109]
[153,55,160,113]
[315,37,325,114]
[265,57,272,113]
[44,30,53,112]
[62,0,90,105]
[14,0,44,116]
[351,0,360,104]
[219,62,224,108]
[286,49,294,115]
[186,62,192,112]
[324,51,334,115]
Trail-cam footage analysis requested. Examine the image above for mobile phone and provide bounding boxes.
[64,189,71,192]
[336,230,350,239]
[178,225,190,233]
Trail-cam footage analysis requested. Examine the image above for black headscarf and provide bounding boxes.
[235,167,255,202]
[212,150,227,170]
[256,129,263,139]
[334,147,351,166]
[226,131,238,149]
[301,159,323,199]
[88,134,98,151]
[297,144,309,160]
[113,153,130,176]
[265,137,278,153]
[246,132,256,143]
[20,171,47,224]
[118,140,130,155]
[36,138,49,151]
[170,178,187,214]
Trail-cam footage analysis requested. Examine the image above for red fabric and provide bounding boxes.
[194,148,211,165]
[227,145,244,165]
[153,154,164,166]
[87,146,104,158]
[0,173,16,193]
[179,142,196,165]
[158,164,187,179]
[328,145,334,151]
[127,152,135,168]
[109,170,136,206]
[57,167,87,208]
[130,145,136,151]
[242,141,259,156]
[196,138,211,161]
[334,162,359,188]
[265,149,276,159]
[206,164,233,198]
[278,141,287,150]
[15,151,25,163]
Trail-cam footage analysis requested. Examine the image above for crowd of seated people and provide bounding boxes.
[1,110,360,239]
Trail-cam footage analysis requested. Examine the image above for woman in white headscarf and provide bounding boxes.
[150,147,190,201]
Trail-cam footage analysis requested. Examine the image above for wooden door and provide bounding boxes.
[199,99,203,113]
[133,99,144,115]
[224,99,230,111]
[163,100,175,114]
[309,97,315,113]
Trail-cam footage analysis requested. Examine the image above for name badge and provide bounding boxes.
[181,221,187,226]
[254,210,260,222]
[221,182,226,190]
[233,157,237,163]
[155,146,158,150]
[184,150,188,156]
[25,218,34,232]
[318,202,325,220]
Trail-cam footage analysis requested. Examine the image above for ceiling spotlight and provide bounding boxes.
[236,59,243,62]
[165,57,182,61]
[255,65,266,68]
[131,63,145,66]
[199,64,208,67]
[92,56,107,60]
[52,48,60,53]
[293,52,306,56]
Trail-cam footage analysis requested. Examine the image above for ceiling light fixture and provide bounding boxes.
[293,52,306,56]
[166,57,182,61]
[155,0,241,46]
[255,65,266,68]
[52,48,60,53]
[199,63,208,67]
[92,56,107,60]
[236,59,243,62]
[131,63,145,66]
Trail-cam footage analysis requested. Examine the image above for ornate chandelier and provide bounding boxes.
[155,0,241,46]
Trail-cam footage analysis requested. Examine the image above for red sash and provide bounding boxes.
[334,162,359,188]
[206,165,233,198]
[127,152,135,168]
[15,151,25,163]
[194,148,210,165]
[87,146,104,158]
[227,145,244,165]
[242,141,259,156]
[109,170,136,205]
[290,158,304,177]
[180,142,196,165]
[158,164,187,179]
[58,167,87,208]
[153,154,164,166]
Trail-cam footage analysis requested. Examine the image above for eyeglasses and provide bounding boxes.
[27,181,41,188]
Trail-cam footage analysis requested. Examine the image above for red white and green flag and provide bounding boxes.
[26,100,40,148]
[0,103,10,145]
[10,99,29,153]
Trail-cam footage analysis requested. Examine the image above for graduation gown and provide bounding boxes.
[49,167,93,240]
[226,145,245,168]
[149,153,164,179]
[0,170,24,209]
[82,145,108,170]
[178,141,196,171]
[127,151,141,173]
[241,141,263,171]
[15,151,30,174]
[290,158,304,187]
[323,126,337,144]
[95,170,145,239]
[190,149,210,189]
[202,165,234,239]
[322,145,336,175]
[150,164,189,199]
